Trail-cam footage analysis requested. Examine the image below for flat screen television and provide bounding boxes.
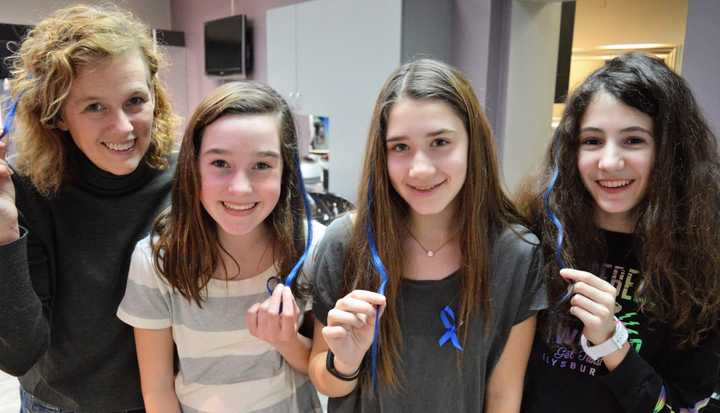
[205,15,253,77]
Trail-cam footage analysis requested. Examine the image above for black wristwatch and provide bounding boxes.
[326,350,361,381]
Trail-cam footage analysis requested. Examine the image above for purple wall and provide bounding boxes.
[170,0,305,111]
[171,0,495,114]
[451,0,492,105]
[683,0,720,136]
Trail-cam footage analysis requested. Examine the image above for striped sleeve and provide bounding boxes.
[117,236,172,329]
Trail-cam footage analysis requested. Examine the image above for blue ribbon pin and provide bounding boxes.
[438,305,463,351]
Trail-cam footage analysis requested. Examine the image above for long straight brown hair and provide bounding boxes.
[152,81,308,304]
[347,59,524,390]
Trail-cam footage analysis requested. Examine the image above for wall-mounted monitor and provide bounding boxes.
[204,15,253,77]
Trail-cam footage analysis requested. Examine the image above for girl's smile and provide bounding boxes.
[58,50,154,176]
[199,114,283,241]
[577,91,655,233]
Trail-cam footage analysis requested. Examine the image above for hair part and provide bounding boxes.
[152,81,308,305]
[519,52,720,348]
[9,4,179,195]
[347,59,524,391]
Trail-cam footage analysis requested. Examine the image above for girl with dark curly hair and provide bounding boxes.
[519,52,720,413]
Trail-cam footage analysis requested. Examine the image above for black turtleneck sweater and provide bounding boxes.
[0,145,176,412]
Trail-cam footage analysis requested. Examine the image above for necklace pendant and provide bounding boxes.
[427,250,435,257]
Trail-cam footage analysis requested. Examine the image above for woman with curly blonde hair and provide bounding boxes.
[0,4,179,412]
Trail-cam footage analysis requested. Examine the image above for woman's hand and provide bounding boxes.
[247,284,301,348]
[0,141,19,246]
[560,268,618,345]
[321,289,386,374]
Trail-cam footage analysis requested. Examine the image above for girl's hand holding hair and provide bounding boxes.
[0,141,19,246]
[247,284,302,346]
[561,268,617,343]
[561,268,630,369]
[322,290,386,374]
[246,284,313,374]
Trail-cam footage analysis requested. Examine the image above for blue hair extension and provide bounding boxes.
[366,177,389,393]
[543,158,573,305]
[543,165,566,269]
[0,96,20,140]
[281,153,314,287]
[266,152,314,294]
[1,74,29,141]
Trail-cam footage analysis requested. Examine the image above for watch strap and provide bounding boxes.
[580,317,629,361]
[326,350,361,381]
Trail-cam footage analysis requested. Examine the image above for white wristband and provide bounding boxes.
[580,317,628,361]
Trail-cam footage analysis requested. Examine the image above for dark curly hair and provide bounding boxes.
[518,52,720,348]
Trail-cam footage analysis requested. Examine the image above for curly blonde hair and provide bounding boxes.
[8,4,179,195]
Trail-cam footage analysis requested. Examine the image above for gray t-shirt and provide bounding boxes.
[312,214,547,412]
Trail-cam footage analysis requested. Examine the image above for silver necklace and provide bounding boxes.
[407,231,455,257]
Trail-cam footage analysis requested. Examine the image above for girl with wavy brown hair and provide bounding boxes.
[117,81,324,412]
[307,59,547,412]
[0,4,179,412]
[519,53,720,412]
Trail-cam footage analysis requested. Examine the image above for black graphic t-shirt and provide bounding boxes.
[522,230,720,413]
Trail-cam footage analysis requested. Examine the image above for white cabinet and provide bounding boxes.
[268,0,401,202]
[267,0,450,202]
[266,5,298,105]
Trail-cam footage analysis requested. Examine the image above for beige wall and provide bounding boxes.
[573,0,688,51]
[553,0,688,121]
[501,1,561,193]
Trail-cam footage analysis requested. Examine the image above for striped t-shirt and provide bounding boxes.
[117,235,323,413]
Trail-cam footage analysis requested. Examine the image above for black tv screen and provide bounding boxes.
[205,15,251,76]
[0,41,14,79]
[0,23,32,79]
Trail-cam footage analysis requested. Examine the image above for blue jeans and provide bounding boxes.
[19,388,65,413]
[19,388,145,413]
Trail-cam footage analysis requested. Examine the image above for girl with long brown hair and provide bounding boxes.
[519,53,720,412]
[117,81,323,412]
[307,59,546,412]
